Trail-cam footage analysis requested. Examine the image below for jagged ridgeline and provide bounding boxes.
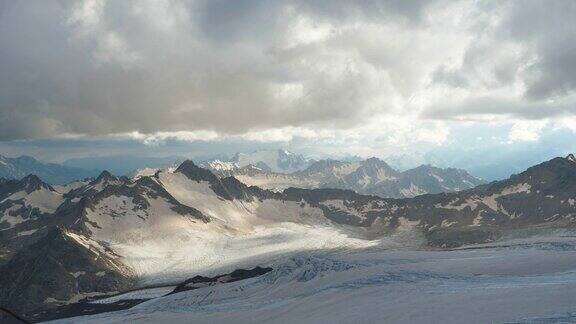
[201,154,486,198]
[1,154,576,320]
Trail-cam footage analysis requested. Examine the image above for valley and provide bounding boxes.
[0,155,575,322]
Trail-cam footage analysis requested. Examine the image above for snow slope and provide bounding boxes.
[90,171,387,285]
[4,188,63,214]
[0,181,63,229]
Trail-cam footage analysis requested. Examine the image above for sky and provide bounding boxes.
[1,0,575,178]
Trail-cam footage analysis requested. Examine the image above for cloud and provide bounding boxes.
[498,1,576,100]
[423,94,576,121]
[0,0,575,143]
[507,120,547,142]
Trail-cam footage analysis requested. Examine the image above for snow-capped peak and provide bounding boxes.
[206,160,239,171]
[232,149,310,173]
[130,165,177,180]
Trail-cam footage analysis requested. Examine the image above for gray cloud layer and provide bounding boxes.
[0,0,575,141]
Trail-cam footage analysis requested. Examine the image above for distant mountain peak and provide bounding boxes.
[20,174,53,193]
[362,157,394,169]
[176,160,219,183]
[175,160,199,172]
[21,173,43,184]
[95,170,116,182]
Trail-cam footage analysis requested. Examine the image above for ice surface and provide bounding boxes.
[89,286,176,304]
[51,235,576,324]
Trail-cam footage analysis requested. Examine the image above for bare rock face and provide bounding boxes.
[0,227,136,320]
[0,308,27,324]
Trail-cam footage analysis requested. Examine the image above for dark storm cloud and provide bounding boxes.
[498,1,576,100]
[2,0,416,140]
[0,0,575,141]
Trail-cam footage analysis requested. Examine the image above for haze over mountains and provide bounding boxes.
[1,150,485,199]
[1,154,576,322]
[204,153,485,198]
[0,155,97,185]
[62,156,187,178]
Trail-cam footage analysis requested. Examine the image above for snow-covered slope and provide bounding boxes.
[0,175,63,230]
[130,163,382,284]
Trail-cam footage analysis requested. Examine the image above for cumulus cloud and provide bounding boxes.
[507,120,548,142]
[0,0,575,143]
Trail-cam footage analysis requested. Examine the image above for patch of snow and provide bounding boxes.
[1,206,26,228]
[234,173,316,191]
[54,181,89,194]
[471,214,483,226]
[5,188,63,213]
[437,198,478,211]
[441,219,457,228]
[320,200,365,220]
[71,271,86,278]
[399,183,426,198]
[430,173,445,183]
[502,183,532,195]
[206,160,239,172]
[131,167,161,180]
[17,228,37,236]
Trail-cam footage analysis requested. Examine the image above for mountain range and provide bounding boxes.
[203,155,486,198]
[201,149,313,174]
[1,150,484,200]
[0,155,97,185]
[1,154,576,321]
